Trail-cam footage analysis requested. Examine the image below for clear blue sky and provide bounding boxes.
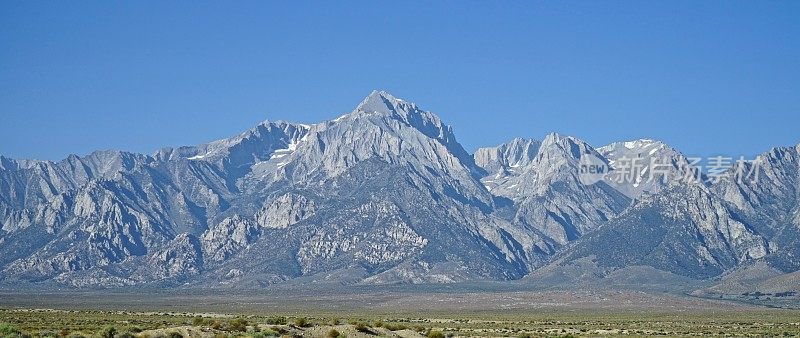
[1,1,799,161]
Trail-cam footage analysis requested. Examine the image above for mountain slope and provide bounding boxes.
[0,91,546,286]
[527,143,799,288]
[712,144,800,272]
[0,91,798,289]
[533,182,769,283]
[476,134,630,256]
[0,120,314,285]
[598,139,699,199]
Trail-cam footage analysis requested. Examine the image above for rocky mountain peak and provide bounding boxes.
[0,93,798,288]
[598,139,663,154]
[281,91,484,181]
[474,137,541,173]
[355,90,414,114]
[536,132,604,165]
[598,139,698,198]
[346,91,458,149]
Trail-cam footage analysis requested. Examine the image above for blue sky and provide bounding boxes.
[1,1,799,161]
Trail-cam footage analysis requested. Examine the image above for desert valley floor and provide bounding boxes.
[2,287,800,337]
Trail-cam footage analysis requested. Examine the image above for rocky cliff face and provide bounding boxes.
[474,137,540,174]
[598,139,699,199]
[554,183,768,278]
[712,145,800,272]
[0,91,798,288]
[476,133,630,255]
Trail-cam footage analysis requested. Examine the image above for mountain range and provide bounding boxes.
[1,91,798,295]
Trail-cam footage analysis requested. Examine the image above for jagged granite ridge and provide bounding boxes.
[0,91,798,289]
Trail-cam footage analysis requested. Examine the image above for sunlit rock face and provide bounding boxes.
[0,91,797,287]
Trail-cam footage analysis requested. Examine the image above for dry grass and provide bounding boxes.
[2,307,800,337]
